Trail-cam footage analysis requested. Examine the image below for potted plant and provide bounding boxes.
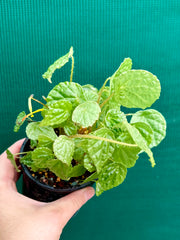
[7,47,166,202]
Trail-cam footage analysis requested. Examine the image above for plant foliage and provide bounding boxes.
[7,47,166,196]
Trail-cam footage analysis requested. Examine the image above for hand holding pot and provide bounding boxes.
[0,139,95,240]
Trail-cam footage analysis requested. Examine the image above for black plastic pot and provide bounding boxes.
[20,138,94,202]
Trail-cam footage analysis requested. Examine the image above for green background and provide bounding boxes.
[1,1,180,239]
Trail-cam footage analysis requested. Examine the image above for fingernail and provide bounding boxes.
[85,187,95,201]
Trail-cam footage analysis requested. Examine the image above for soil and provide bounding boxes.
[28,167,92,189]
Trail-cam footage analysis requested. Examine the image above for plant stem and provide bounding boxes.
[69,134,138,147]
[31,97,48,108]
[100,93,114,108]
[22,108,44,122]
[97,77,111,103]
[70,55,74,82]
[125,113,134,116]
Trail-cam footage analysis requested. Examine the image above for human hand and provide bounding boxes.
[0,139,95,240]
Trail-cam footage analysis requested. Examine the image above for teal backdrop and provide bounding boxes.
[1,1,180,239]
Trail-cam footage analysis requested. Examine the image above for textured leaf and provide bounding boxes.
[63,121,77,136]
[46,81,85,108]
[96,162,127,196]
[42,47,73,83]
[14,111,26,132]
[20,152,33,168]
[47,159,70,180]
[109,58,132,108]
[88,128,115,173]
[72,101,101,127]
[40,100,72,127]
[105,109,126,129]
[31,147,54,171]
[84,154,96,172]
[6,150,20,172]
[112,132,140,168]
[26,122,57,140]
[122,121,155,167]
[37,135,54,149]
[83,85,99,101]
[113,70,161,109]
[130,109,166,147]
[131,122,153,146]
[53,136,74,166]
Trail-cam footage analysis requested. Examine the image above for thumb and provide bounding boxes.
[49,187,95,228]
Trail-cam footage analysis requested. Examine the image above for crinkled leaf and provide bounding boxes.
[96,162,127,196]
[14,111,26,132]
[26,122,57,140]
[37,135,54,149]
[130,109,166,148]
[84,154,96,172]
[63,121,77,136]
[46,82,85,108]
[40,100,72,127]
[20,152,33,168]
[42,47,73,83]
[6,150,20,172]
[105,109,126,129]
[122,121,155,167]
[53,136,74,166]
[83,85,99,101]
[47,159,70,180]
[72,101,101,127]
[88,128,115,173]
[112,132,140,168]
[109,58,132,108]
[113,70,161,109]
[31,147,54,171]
[131,122,153,146]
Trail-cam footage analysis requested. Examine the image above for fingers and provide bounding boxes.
[0,139,25,184]
[48,187,95,228]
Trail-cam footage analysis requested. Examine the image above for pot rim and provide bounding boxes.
[20,138,94,193]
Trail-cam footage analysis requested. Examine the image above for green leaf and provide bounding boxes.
[83,85,99,101]
[53,135,74,166]
[6,150,20,172]
[30,139,38,148]
[112,132,140,168]
[47,159,70,180]
[84,154,96,172]
[109,58,132,108]
[46,81,85,108]
[14,111,26,132]
[31,147,54,172]
[122,121,155,167]
[113,70,161,109]
[26,122,57,140]
[37,135,54,149]
[131,122,153,147]
[40,100,72,127]
[130,109,166,148]
[68,164,86,178]
[88,128,115,173]
[72,101,101,127]
[63,121,77,136]
[81,172,98,184]
[42,47,73,83]
[105,109,126,129]
[96,162,127,196]
[20,152,33,168]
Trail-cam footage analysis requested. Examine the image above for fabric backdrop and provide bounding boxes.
[1,1,180,240]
